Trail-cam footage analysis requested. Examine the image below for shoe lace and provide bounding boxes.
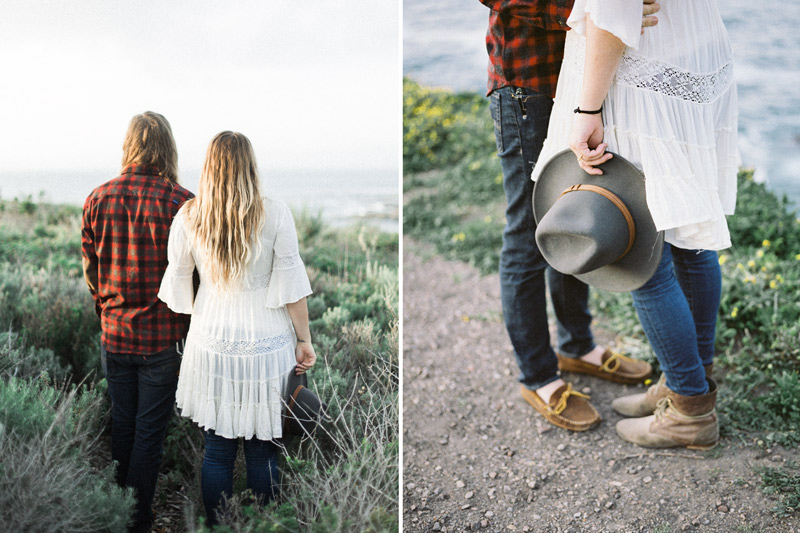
[549,383,590,415]
[601,351,632,373]
[653,397,671,422]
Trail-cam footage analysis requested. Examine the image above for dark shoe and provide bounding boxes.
[557,349,652,384]
[615,378,718,450]
[520,383,601,432]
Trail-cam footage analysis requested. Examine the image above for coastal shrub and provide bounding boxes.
[0,263,101,380]
[0,370,133,532]
[0,331,70,382]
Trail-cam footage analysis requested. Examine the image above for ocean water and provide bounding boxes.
[404,0,800,206]
[0,167,399,233]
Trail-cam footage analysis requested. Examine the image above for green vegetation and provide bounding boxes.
[756,461,800,516]
[404,77,800,510]
[0,198,398,532]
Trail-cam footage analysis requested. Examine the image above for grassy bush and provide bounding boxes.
[403,79,800,456]
[0,364,134,531]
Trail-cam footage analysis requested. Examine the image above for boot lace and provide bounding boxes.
[653,397,671,422]
[549,383,590,415]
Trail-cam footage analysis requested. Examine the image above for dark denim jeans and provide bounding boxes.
[631,243,721,396]
[202,430,280,526]
[102,343,181,533]
[490,86,596,390]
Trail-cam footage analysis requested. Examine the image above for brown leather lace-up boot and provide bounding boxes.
[611,364,713,417]
[615,378,718,450]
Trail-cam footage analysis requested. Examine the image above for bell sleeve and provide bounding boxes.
[265,202,313,308]
[158,210,196,314]
[568,0,642,49]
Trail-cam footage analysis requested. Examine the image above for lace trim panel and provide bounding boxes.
[616,55,733,104]
[190,329,293,356]
[240,271,271,291]
[273,253,304,271]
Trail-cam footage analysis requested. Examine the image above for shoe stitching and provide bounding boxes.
[548,383,590,416]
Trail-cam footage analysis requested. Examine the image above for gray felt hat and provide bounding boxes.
[532,149,664,292]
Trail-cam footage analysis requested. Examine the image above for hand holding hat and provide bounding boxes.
[532,149,664,292]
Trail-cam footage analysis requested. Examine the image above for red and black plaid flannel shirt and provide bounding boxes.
[479,0,574,98]
[81,165,193,355]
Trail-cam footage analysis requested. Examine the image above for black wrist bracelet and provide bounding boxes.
[574,106,603,115]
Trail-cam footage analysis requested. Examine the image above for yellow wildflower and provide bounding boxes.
[644,378,653,386]
[468,161,481,171]
[731,307,739,318]
[761,266,767,272]
[756,249,764,258]
[462,315,470,322]
[776,274,785,283]
[795,253,800,261]
[762,239,771,248]
[484,215,492,223]
[718,254,728,265]
[495,174,504,185]
[451,232,466,242]
[769,280,777,289]
[736,263,745,271]
[747,260,756,269]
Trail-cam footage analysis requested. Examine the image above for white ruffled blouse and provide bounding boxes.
[158,197,312,440]
[532,0,739,251]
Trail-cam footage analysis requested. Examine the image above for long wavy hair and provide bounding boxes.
[121,111,179,182]
[184,131,265,289]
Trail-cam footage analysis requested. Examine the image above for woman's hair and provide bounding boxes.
[184,131,265,289]
[121,111,179,183]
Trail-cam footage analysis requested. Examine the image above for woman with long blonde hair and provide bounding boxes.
[158,131,316,525]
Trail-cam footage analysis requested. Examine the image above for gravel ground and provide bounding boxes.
[403,239,800,533]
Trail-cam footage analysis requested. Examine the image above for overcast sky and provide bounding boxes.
[0,1,400,174]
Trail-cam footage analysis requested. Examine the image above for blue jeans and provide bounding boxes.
[202,430,280,526]
[490,86,596,390]
[631,243,721,396]
[102,343,181,532]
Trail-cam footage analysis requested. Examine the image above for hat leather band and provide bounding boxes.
[560,184,636,261]
[288,385,304,413]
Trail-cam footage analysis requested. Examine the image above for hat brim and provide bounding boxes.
[533,149,664,292]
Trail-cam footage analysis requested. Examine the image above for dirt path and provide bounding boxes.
[402,239,800,533]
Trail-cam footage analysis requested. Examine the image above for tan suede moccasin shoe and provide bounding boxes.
[520,383,601,432]
[557,349,652,384]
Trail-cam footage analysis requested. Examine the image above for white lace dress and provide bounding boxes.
[158,198,312,440]
[532,0,739,251]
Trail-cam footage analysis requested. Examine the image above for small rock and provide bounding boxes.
[556,443,566,452]
[605,501,615,510]
[433,522,442,531]
[462,504,472,510]
[466,491,474,499]
[527,479,538,489]
[406,483,416,491]
[489,471,497,479]
[456,480,466,488]
[643,476,653,484]
[581,387,591,394]
[481,520,489,528]
[717,505,729,513]
[485,511,495,518]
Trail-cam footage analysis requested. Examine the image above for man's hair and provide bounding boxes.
[121,111,179,182]
[184,131,265,289]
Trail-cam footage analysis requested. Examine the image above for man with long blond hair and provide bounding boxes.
[81,111,193,533]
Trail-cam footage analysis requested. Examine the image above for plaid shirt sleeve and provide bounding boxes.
[479,0,574,98]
